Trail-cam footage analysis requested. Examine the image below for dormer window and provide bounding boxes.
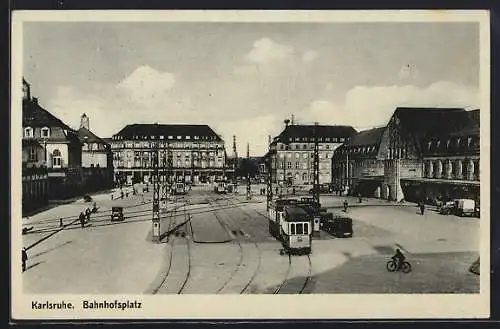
[427,141,432,150]
[456,137,461,147]
[446,139,451,148]
[467,137,472,147]
[41,127,50,138]
[436,140,441,148]
[24,127,34,138]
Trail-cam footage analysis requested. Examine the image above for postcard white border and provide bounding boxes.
[11,10,491,320]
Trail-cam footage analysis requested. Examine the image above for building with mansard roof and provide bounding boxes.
[267,122,357,186]
[111,123,231,185]
[332,107,480,203]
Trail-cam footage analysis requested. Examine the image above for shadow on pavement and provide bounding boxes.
[30,240,74,259]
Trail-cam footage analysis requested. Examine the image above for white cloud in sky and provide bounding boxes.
[302,50,318,63]
[213,115,278,157]
[116,65,176,105]
[245,37,294,64]
[305,81,479,129]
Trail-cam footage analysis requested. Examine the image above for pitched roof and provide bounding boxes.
[23,99,74,132]
[114,124,223,142]
[78,127,109,146]
[273,124,357,144]
[393,107,479,148]
[345,126,386,147]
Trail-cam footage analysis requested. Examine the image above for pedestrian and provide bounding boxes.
[59,217,63,228]
[358,193,362,203]
[80,214,85,228]
[420,201,425,215]
[126,192,129,198]
[121,191,124,199]
[111,194,114,200]
[292,187,296,195]
[343,200,349,212]
[22,247,28,272]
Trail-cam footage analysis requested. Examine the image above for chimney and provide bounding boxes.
[80,113,90,130]
[32,97,38,104]
[268,135,271,146]
[291,114,295,125]
[284,119,290,128]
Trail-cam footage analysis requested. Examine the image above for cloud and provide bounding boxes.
[305,81,479,129]
[116,65,176,105]
[213,115,279,157]
[245,37,294,64]
[302,50,318,63]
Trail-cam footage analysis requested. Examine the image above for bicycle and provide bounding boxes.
[386,259,412,273]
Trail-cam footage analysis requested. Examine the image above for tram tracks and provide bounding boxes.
[152,198,192,295]
[274,254,312,294]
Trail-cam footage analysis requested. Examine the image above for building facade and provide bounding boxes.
[332,107,480,203]
[78,113,114,191]
[22,139,49,213]
[111,124,232,185]
[268,124,357,185]
[332,126,388,196]
[22,78,83,200]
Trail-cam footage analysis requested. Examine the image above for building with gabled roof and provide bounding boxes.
[22,78,83,204]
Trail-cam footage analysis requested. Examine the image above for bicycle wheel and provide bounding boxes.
[401,262,412,273]
[386,260,397,272]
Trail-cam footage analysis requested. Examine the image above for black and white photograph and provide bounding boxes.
[11,10,490,319]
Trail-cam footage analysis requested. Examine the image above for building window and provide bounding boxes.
[52,149,62,168]
[295,162,300,169]
[41,127,50,138]
[93,143,98,151]
[287,161,292,169]
[24,127,34,138]
[302,144,307,150]
[28,147,37,162]
[168,136,173,140]
[279,162,284,169]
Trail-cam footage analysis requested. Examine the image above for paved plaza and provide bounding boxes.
[21,185,480,294]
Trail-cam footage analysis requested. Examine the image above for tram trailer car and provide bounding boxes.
[215,181,227,194]
[280,204,313,255]
[173,182,186,195]
[268,198,298,240]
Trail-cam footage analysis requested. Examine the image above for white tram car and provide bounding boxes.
[173,182,186,195]
[268,199,312,255]
[215,181,227,194]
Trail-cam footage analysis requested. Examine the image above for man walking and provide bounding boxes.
[79,212,86,228]
[343,200,349,212]
[22,247,28,272]
[420,201,425,215]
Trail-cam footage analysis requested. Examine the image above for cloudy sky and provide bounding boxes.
[23,22,479,156]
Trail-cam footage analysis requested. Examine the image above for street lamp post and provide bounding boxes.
[313,123,320,205]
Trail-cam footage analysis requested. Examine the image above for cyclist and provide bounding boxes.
[392,248,406,270]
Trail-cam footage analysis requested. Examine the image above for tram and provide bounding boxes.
[215,181,227,194]
[267,198,297,239]
[280,204,313,255]
[173,182,186,195]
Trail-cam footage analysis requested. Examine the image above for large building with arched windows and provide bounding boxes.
[332,107,480,203]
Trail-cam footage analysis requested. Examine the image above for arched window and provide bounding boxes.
[52,149,62,168]
[41,127,50,138]
[93,143,98,151]
[24,127,33,138]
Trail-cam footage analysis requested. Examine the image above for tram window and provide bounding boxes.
[296,223,304,234]
[290,223,296,234]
